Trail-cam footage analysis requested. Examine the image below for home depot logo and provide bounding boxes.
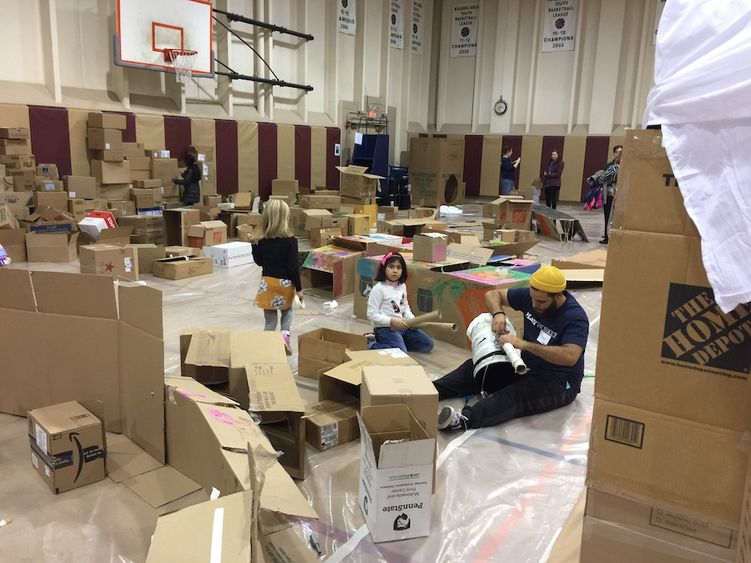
[662,283,751,374]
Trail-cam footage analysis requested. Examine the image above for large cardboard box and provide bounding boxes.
[150,158,180,188]
[164,208,201,246]
[28,401,106,494]
[63,176,97,199]
[153,255,213,280]
[0,126,30,139]
[133,178,162,189]
[187,220,227,248]
[297,327,368,380]
[343,213,370,236]
[202,241,254,268]
[12,169,35,192]
[304,399,359,451]
[78,210,118,240]
[409,137,465,206]
[271,178,298,200]
[77,226,133,247]
[88,112,127,130]
[118,215,165,245]
[0,270,165,464]
[94,149,125,162]
[127,243,166,275]
[358,405,435,543]
[291,208,333,237]
[336,165,382,200]
[33,191,68,211]
[309,227,343,248]
[0,228,26,262]
[483,197,534,230]
[91,160,130,185]
[25,232,78,262]
[87,128,123,151]
[580,487,738,563]
[301,245,364,299]
[413,233,448,263]
[79,244,138,280]
[0,140,31,156]
[0,203,20,229]
[34,178,64,192]
[1,154,35,170]
[300,192,341,210]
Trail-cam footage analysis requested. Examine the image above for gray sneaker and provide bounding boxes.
[437,406,469,432]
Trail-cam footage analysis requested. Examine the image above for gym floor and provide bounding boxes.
[0,201,606,562]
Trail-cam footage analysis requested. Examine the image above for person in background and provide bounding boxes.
[543,150,564,209]
[500,146,521,195]
[531,177,543,204]
[366,252,434,354]
[173,153,201,206]
[247,199,303,355]
[434,266,588,431]
[599,145,623,244]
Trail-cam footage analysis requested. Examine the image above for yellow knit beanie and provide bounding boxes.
[530,265,567,293]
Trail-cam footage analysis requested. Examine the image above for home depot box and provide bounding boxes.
[301,244,364,298]
[358,405,435,543]
[79,244,138,280]
[413,233,448,262]
[343,214,370,236]
[738,457,751,563]
[87,128,123,151]
[297,327,368,379]
[153,255,213,280]
[580,487,738,563]
[25,232,78,262]
[304,399,359,451]
[150,158,180,188]
[483,197,534,229]
[0,228,26,262]
[187,220,227,248]
[88,112,126,130]
[408,137,465,206]
[91,160,130,185]
[28,401,106,494]
[337,165,383,199]
[64,176,97,199]
[300,192,341,210]
[309,227,342,248]
[202,241,254,268]
[33,191,68,211]
[164,208,201,246]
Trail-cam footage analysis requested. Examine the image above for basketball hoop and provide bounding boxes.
[164,48,197,84]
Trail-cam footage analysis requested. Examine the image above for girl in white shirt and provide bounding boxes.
[366,252,434,353]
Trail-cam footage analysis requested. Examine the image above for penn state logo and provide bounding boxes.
[393,513,410,531]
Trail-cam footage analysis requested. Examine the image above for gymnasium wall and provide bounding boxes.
[0,0,659,163]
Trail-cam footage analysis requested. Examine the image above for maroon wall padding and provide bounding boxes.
[539,135,565,178]
[163,115,192,162]
[294,125,312,190]
[258,122,278,200]
[215,119,238,196]
[325,127,341,189]
[462,135,483,196]
[501,135,523,187]
[105,111,136,142]
[28,106,72,177]
[582,136,612,200]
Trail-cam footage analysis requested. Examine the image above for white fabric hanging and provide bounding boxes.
[644,0,751,312]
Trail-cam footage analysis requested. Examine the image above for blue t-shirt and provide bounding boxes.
[507,288,589,389]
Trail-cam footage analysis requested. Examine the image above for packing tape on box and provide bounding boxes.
[209,507,224,563]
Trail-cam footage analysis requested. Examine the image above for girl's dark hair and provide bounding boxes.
[375,252,408,284]
[502,146,512,155]
[185,153,196,167]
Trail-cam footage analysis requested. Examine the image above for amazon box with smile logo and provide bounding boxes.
[28,401,106,494]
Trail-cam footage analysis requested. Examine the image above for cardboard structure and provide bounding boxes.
[298,327,368,380]
[336,165,383,200]
[79,244,138,280]
[164,208,201,246]
[153,256,214,280]
[408,137,465,206]
[0,270,165,463]
[301,245,364,298]
[303,399,359,452]
[532,205,589,242]
[25,232,79,262]
[483,197,534,230]
[413,233,448,263]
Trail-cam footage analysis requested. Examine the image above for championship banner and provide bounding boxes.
[338,0,356,36]
[450,3,479,58]
[542,0,577,53]
[390,0,404,49]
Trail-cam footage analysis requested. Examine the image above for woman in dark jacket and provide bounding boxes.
[173,153,202,205]
[543,150,564,209]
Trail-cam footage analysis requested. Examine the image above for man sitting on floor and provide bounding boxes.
[433,266,589,431]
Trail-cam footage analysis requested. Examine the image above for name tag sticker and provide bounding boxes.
[537,331,551,345]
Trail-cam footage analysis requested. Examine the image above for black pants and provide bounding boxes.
[545,186,559,209]
[433,359,578,429]
[603,195,613,238]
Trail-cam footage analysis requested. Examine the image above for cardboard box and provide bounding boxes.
[126,243,166,274]
[79,244,138,280]
[202,241,254,268]
[34,191,68,211]
[377,218,431,237]
[483,197,534,230]
[64,176,97,199]
[187,220,227,248]
[34,178,64,192]
[1,154,35,170]
[409,137,465,206]
[0,190,32,216]
[117,216,164,245]
[378,205,398,220]
[91,160,130,185]
[358,405,435,543]
[301,245,364,298]
[121,142,144,157]
[343,213,370,235]
[67,198,86,221]
[133,179,162,189]
[300,192,341,210]
[0,228,26,262]
[77,226,132,247]
[129,169,151,181]
[291,208,333,237]
[0,126,29,139]
[272,179,298,201]
[738,456,751,563]
[336,165,382,199]
[165,246,201,258]
[87,127,123,150]
[78,211,118,240]
[552,248,607,270]
[304,399,359,451]
[150,158,180,188]
[25,232,78,262]
[232,192,253,209]
[199,161,216,195]
[309,227,342,248]
[580,487,738,563]
[93,149,125,162]
[0,203,19,229]
[0,142,30,156]
[131,187,162,209]
[153,255,213,280]
[28,401,106,494]
[13,170,35,192]
[413,233,448,263]
[35,163,59,180]
[203,194,220,207]
[164,208,201,246]
[88,112,126,130]
[298,328,368,380]
[108,200,137,217]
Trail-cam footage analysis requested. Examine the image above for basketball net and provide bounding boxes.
[165,49,197,85]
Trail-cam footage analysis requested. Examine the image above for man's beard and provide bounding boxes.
[538,299,560,317]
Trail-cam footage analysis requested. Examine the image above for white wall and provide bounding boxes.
[0,0,660,156]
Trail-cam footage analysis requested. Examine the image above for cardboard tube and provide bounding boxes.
[419,321,459,333]
[404,310,441,327]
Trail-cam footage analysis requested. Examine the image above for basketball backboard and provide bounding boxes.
[115,0,214,77]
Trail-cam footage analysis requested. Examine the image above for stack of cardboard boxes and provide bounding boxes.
[408,137,466,207]
[580,129,751,562]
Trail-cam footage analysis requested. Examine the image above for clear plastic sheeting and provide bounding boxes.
[0,203,603,562]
